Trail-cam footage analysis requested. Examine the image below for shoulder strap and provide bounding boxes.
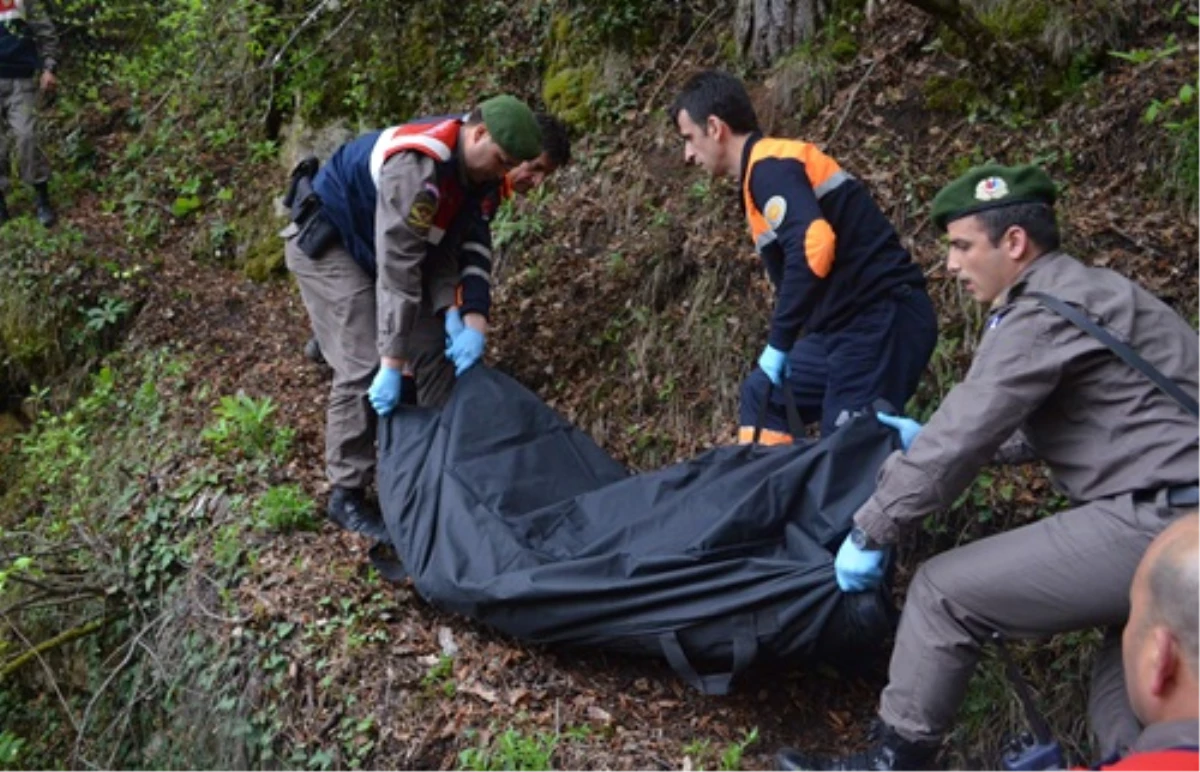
[752,378,806,445]
[1023,290,1199,417]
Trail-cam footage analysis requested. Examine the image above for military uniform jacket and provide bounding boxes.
[314,117,490,360]
[0,0,59,79]
[855,251,1200,546]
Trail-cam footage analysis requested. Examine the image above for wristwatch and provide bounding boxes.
[849,527,877,551]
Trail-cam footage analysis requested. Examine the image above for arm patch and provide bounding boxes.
[406,187,439,236]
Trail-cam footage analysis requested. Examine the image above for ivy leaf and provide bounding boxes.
[171,196,203,218]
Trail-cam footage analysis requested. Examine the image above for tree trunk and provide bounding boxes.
[736,0,828,68]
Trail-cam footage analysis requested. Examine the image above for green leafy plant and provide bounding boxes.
[422,653,457,697]
[0,730,25,769]
[83,296,133,333]
[458,727,559,771]
[201,393,294,460]
[720,728,760,771]
[683,728,759,771]
[255,484,319,532]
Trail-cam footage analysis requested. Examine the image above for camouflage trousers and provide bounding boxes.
[0,77,50,192]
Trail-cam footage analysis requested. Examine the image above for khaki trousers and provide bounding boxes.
[0,78,49,192]
[879,493,1180,759]
[285,236,453,489]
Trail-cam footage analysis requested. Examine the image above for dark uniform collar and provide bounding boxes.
[737,132,763,210]
[452,127,472,189]
[1132,719,1200,753]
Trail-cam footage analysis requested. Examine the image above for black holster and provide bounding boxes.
[283,157,339,259]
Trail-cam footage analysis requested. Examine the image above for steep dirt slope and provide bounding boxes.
[56,3,1196,769]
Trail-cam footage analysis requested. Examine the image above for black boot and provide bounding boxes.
[776,722,938,771]
[0,193,8,226]
[34,182,55,227]
[327,486,389,541]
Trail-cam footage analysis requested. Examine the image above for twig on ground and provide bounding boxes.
[1,615,83,735]
[829,59,879,145]
[71,610,167,767]
[642,5,725,116]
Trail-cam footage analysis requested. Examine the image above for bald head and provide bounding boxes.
[1145,514,1199,671]
[1122,513,1199,727]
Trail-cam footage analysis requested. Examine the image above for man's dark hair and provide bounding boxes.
[465,106,484,125]
[976,203,1061,253]
[669,70,761,135]
[536,113,571,167]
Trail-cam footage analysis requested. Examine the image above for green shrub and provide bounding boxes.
[255,484,319,532]
[201,393,294,460]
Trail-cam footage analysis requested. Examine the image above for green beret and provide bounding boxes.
[479,95,542,162]
[931,163,1057,231]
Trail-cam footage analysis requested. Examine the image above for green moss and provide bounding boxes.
[717,32,740,65]
[235,210,288,283]
[542,66,599,130]
[978,0,1050,40]
[0,412,24,437]
[242,233,286,282]
[923,75,981,113]
[829,35,859,63]
[551,12,572,47]
[946,149,988,180]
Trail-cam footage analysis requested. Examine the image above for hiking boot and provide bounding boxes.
[34,182,55,228]
[327,486,389,541]
[776,722,938,771]
[303,336,328,367]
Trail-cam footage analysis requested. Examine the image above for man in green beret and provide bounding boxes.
[777,163,1199,770]
[283,95,541,538]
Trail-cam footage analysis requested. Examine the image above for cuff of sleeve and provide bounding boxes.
[380,336,413,361]
[853,498,899,548]
[458,302,489,320]
[767,327,796,353]
[42,60,56,73]
[457,275,491,319]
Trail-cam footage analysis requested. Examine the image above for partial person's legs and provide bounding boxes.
[1088,626,1143,760]
[8,78,52,226]
[780,495,1170,771]
[821,285,937,436]
[0,79,16,221]
[406,307,455,409]
[736,336,827,444]
[285,238,378,488]
[878,497,1164,746]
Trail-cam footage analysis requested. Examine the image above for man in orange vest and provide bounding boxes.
[284,96,541,537]
[1096,512,1199,769]
[670,70,937,445]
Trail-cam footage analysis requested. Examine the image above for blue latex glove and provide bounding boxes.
[446,327,486,376]
[444,307,465,347]
[877,412,923,451]
[757,344,790,386]
[834,535,886,593]
[368,365,402,416]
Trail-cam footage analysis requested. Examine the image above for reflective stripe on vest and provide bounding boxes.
[367,117,463,187]
[0,0,26,22]
[366,117,465,244]
[742,138,852,255]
